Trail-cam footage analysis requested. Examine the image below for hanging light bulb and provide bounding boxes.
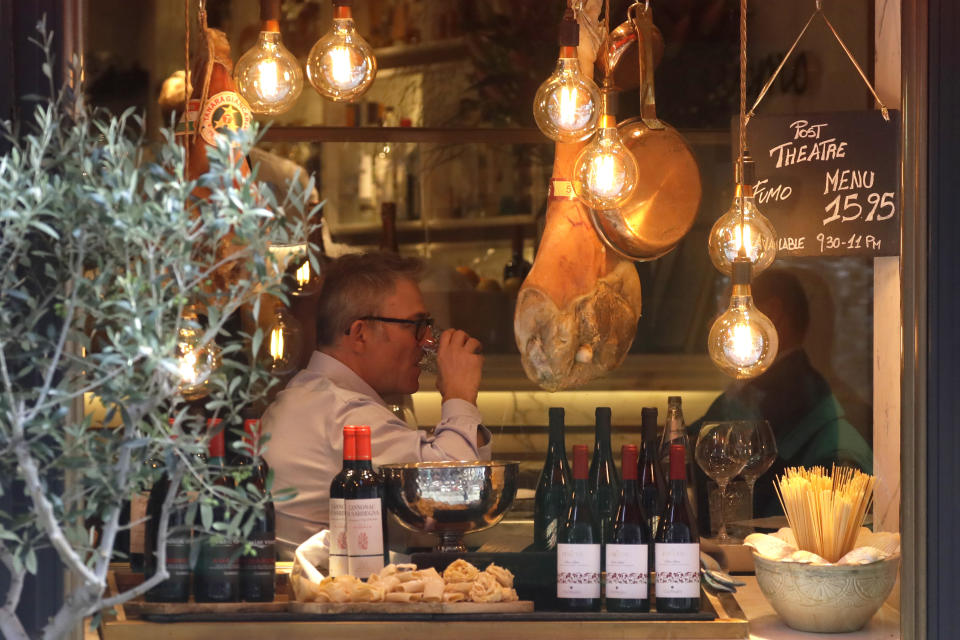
[708,153,777,275]
[260,304,304,377]
[234,0,304,114]
[176,308,221,401]
[268,242,323,296]
[306,0,377,102]
[572,90,638,210]
[532,9,600,142]
[708,257,779,378]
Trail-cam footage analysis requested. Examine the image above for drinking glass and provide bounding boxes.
[418,325,443,374]
[695,422,749,543]
[731,420,778,519]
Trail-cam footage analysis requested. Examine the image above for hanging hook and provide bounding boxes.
[815,0,822,10]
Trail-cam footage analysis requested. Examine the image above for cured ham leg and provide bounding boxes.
[514,2,643,391]
[514,144,642,391]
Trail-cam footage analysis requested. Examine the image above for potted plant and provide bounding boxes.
[0,23,317,639]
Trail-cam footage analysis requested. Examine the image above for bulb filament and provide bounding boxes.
[558,85,578,128]
[590,154,621,197]
[270,326,286,361]
[330,47,354,86]
[295,261,311,287]
[179,348,199,384]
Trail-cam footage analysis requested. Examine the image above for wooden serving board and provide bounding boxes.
[125,600,289,616]
[289,600,534,615]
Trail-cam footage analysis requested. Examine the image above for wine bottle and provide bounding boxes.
[639,407,666,539]
[143,455,191,602]
[237,418,276,602]
[195,420,241,602]
[502,225,532,282]
[128,453,163,572]
[379,202,399,253]
[655,443,701,613]
[658,396,697,507]
[533,407,572,551]
[345,425,388,578]
[606,444,650,612]
[557,444,601,611]
[589,406,620,557]
[329,425,358,577]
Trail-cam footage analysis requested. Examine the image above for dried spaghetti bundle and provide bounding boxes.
[774,465,875,563]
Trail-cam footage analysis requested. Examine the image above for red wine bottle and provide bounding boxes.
[606,444,651,612]
[533,407,572,551]
[654,443,700,613]
[345,425,388,578]
[329,425,358,577]
[639,407,666,539]
[237,418,276,602]
[195,420,241,602]
[588,406,620,557]
[557,444,601,611]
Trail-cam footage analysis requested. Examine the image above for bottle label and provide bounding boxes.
[605,543,649,599]
[329,497,348,577]
[655,543,700,599]
[240,532,276,577]
[346,498,384,578]
[556,543,601,599]
[199,91,253,146]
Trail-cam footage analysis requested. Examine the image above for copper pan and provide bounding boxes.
[595,12,664,92]
[590,2,701,262]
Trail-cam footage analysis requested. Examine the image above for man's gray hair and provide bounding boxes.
[316,251,424,347]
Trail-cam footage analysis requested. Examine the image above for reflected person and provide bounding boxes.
[690,267,873,525]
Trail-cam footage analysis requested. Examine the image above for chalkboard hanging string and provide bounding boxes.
[745,2,890,125]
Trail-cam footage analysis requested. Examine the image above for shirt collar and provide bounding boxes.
[306,351,389,408]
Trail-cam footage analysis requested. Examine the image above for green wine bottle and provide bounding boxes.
[589,406,621,559]
[533,407,572,551]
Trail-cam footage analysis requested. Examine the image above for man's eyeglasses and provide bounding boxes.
[352,316,435,341]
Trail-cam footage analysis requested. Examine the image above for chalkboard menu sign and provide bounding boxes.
[744,110,901,257]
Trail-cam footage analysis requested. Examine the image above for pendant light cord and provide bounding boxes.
[184,0,191,174]
[737,0,747,260]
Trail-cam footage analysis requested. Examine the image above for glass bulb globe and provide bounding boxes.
[708,262,779,379]
[234,31,304,115]
[573,118,639,210]
[261,306,304,377]
[176,312,221,401]
[306,10,376,102]
[708,185,777,276]
[268,242,323,297]
[533,55,600,142]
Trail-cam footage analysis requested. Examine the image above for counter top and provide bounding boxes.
[99,576,900,640]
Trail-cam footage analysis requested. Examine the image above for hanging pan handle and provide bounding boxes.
[629,1,664,130]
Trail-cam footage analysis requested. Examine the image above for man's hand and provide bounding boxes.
[435,329,483,405]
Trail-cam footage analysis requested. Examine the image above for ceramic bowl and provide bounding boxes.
[752,552,900,633]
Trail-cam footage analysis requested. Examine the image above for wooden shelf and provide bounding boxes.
[374,38,470,69]
[262,126,548,145]
[329,214,537,246]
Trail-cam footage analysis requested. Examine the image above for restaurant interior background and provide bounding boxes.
[11,0,960,637]
[85,0,876,483]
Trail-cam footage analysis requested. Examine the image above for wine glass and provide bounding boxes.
[695,422,749,543]
[731,420,778,519]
